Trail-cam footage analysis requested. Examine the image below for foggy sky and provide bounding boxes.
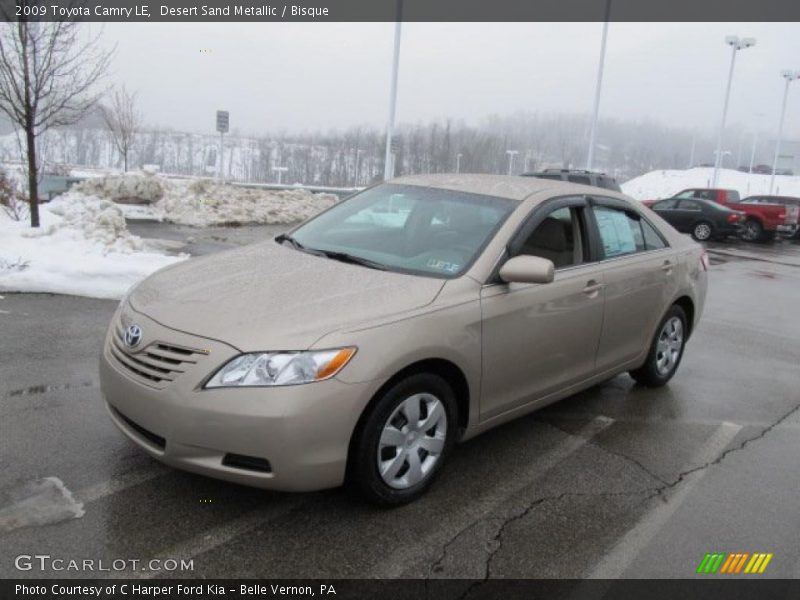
[99,22,800,140]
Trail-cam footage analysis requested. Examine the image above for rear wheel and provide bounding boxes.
[630,305,687,387]
[740,219,763,242]
[691,221,713,241]
[351,373,457,506]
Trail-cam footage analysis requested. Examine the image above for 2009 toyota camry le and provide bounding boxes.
[100,174,708,505]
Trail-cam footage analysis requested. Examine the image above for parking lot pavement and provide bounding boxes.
[1,227,799,579]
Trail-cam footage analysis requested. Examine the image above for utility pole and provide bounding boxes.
[769,70,800,194]
[712,35,756,186]
[586,0,611,171]
[383,0,403,181]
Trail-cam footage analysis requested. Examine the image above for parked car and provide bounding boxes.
[522,168,622,192]
[101,175,707,505]
[643,188,798,242]
[648,197,745,241]
[739,195,800,238]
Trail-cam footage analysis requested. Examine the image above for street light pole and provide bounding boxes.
[506,150,519,175]
[383,0,403,181]
[456,153,462,173]
[769,70,800,194]
[586,0,611,172]
[749,131,758,173]
[712,35,756,187]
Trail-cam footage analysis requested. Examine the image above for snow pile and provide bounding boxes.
[156,179,338,227]
[66,171,337,226]
[0,195,185,299]
[72,172,164,205]
[622,167,800,201]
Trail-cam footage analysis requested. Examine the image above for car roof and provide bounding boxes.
[389,173,614,202]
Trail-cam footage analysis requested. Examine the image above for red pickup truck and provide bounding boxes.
[643,188,800,242]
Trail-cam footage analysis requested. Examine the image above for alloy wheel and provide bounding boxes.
[741,221,760,242]
[655,317,683,376]
[377,393,447,490]
[693,223,711,241]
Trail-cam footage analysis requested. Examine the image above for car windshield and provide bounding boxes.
[288,184,516,278]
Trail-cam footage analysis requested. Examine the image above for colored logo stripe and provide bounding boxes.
[697,552,773,574]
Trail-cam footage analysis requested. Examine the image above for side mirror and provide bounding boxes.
[498,255,554,285]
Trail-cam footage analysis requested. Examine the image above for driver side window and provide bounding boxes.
[516,206,585,269]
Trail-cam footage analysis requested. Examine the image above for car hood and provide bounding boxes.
[129,240,445,351]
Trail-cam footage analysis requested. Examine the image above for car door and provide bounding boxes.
[651,198,680,229]
[675,199,704,230]
[588,197,676,372]
[479,196,605,420]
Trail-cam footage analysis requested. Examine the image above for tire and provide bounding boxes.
[351,373,457,506]
[629,305,687,388]
[691,220,713,242]
[740,219,763,242]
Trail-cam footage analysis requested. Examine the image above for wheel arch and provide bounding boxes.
[345,358,471,480]
[672,295,695,339]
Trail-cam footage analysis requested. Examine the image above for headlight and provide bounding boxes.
[204,347,356,388]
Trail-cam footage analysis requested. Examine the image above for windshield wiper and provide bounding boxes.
[313,250,389,271]
[275,233,305,250]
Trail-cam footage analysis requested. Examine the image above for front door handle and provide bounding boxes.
[583,280,605,296]
[661,260,674,274]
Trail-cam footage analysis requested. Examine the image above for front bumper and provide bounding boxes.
[100,305,380,492]
[777,224,798,235]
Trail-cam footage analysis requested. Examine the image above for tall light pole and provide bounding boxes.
[748,111,766,173]
[712,35,756,187]
[506,150,519,175]
[455,153,463,173]
[586,0,611,172]
[769,70,800,194]
[383,0,403,181]
[688,134,696,168]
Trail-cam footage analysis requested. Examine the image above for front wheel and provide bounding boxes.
[351,373,457,506]
[630,305,687,387]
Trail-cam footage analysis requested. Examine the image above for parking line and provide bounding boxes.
[76,467,168,504]
[107,497,304,579]
[586,420,743,579]
[368,415,616,578]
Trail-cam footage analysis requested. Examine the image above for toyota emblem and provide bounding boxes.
[124,324,143,348]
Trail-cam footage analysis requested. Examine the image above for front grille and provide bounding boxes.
[111,405,166,449]
[109,319,206,387]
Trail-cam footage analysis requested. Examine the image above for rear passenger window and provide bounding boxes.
[593,206,646,258]
[641,219,667,250]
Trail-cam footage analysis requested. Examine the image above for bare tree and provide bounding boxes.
[0,21,113,227]
[101,85,141,172]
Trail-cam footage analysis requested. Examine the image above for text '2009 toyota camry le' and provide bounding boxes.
[100,174,708,505]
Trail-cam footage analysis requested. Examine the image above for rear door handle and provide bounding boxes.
[583,281,605,295]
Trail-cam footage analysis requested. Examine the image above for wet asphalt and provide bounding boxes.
[1,225,799,580]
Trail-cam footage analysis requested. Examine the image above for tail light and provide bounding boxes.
[700,251,710,272]
[726,213,740,223]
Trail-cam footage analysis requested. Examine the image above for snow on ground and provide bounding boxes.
[69,172,338,227]
[0,194,185,299]
[622,167,800,201]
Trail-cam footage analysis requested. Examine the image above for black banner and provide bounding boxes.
[2,0,800,22]
[3,579,800,600]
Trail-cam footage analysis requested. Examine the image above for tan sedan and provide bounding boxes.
[100,174,708,505]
